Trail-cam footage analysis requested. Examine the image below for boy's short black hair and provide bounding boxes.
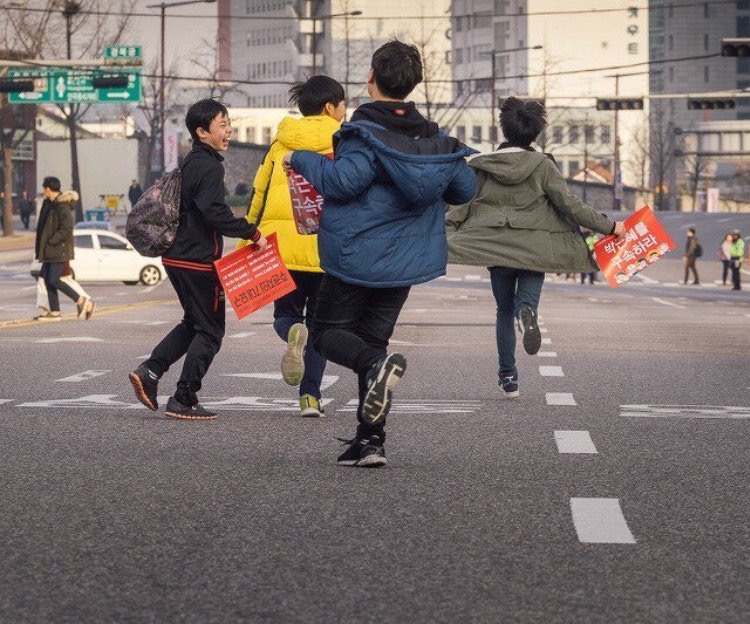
[500,96,547,146]
[688,227,696,234]
[42,176,61,192]
[185,99,229,141]
[289,75,345,116]
[371,39,423,100]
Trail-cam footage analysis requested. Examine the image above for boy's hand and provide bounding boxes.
[282,152,294,173]
[613,221,626,240]
[254,234,268,251]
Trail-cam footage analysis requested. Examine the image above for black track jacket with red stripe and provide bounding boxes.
[164,141,260,266]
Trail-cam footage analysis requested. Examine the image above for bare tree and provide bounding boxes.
[625,119,649,190]
[683,152,710,211]
[649,101,675,211]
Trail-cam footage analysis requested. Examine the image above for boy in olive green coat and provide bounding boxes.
[447,97,624,398]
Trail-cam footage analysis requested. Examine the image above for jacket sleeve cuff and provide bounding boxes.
[609,221,617,235]
[250,227,261,243]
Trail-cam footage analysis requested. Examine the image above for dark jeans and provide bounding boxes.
[21,213,31,230]
[311,274,410,437]
[42,262,81,312]
[731,258,742,290]
[580,271,595,284]
[145,266,225,406]
[722,260,732,284]
[684,256,699,284]
[273,270,327,399]
[489,266,545,379]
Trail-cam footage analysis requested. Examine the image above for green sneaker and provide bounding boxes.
[299,394,324,418]
[281,323,307,386]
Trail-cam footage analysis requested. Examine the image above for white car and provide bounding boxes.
[30,229,165,286]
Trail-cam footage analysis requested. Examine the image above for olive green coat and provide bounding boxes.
[446,149,615,273]
[36,192,77,262]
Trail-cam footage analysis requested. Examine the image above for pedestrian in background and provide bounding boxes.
[129,99,267,421]
[682,227,700,285]
[447,96,624,400]
[720,232,733,286]
[580,229,600,285]
[19,190,35,230]
[128,179,143,209]
[730,229,745,291]
[34,176,94,322]
[284,40,476,467]
[238,75,346,418]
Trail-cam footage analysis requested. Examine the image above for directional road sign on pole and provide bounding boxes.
[8,68,141,104]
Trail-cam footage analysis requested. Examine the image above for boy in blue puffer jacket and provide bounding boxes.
[283,40,476,467]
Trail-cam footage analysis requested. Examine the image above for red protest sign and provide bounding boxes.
[287,153,332,235]
[594,206,675,288]
[214,233,296,319]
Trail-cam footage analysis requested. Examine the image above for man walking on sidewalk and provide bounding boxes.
[129,99,266,421]
[284,40,476,467]
[683,227,700,285]
[730,229,745,291]
[34,177,94,322]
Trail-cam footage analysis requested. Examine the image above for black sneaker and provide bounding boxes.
[362,353,407,425]
[129,364,159,411]
[500,373,519,399]
[336,435,387,468]
[518,306,541,355]
[164,397,218,421]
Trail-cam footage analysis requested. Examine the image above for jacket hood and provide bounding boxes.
[350,101,439,139]
[468,149,548,185]
[338,120,476,208]
[57,191,79,202]
[276,115,340,151]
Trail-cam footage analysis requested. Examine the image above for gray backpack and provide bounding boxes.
[125,168,182,257]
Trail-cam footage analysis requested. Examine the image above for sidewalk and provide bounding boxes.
[0,231,35,252]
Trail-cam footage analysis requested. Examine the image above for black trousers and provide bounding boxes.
[684,256,699,284]
[731,258,742,290]
[311,273,410,436]
[145,266,225,406]
[43,262,81,312]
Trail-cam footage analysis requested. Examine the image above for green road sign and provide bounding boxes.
[8,68,141,104]
[105,45,142,60]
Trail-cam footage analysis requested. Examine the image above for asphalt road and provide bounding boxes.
[0,242,748,623]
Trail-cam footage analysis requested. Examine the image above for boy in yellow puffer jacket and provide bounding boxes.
[238,76,345,417]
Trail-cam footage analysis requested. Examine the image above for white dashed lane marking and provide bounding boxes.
[546,392,577,406]
[228,331,255,338]
[555,431,597,454]
[540,328,549,333]
[651,297,686,309]
[536,351,558,358]
[539,366,564,377]
[620,404,750,419]
[542,338,552,345]
[337,400,483,414]
[570,498,636,544]
[36,337,104,344]
[223,372,340,390]
[0,399,12,405]
[56,370,111,383]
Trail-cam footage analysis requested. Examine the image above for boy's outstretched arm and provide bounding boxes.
[443,164,477,207]
[284,138,377,203]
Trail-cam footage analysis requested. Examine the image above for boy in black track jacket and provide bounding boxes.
[130,99,267,420]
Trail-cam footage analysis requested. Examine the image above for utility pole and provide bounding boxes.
[612,74,621,212]
[490,52,496,145]
[160,3,166,175]
[63,1,83,223]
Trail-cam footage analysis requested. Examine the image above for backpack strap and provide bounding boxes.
[247,142,277,227]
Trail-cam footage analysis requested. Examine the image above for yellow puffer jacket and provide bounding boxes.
[237,114,340,272]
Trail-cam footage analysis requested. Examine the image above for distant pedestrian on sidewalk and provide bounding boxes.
[682,227,700,285]
[34,177,95,322]
[238,75,346,418]
[729,229,745,291]
[128,180,143,209]
[284,40,476,467]
[447,96,625,399]
[19,191,35,230]
[720,233,733,286]
[129,99,267,421]
[580,229,600,285]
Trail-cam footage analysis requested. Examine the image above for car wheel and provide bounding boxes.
[139,265,161,286]
[123,281,138,285]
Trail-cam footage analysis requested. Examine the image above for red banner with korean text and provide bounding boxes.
[214,233,296,320]
[594,206,675,288]
[287,153,332,235]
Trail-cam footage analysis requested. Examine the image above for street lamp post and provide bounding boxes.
[480,46,542,145]
[62,1,83,222]
[310,10,362,75]
[147,0,216,176]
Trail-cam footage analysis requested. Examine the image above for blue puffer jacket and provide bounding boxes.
[290,120,477,288]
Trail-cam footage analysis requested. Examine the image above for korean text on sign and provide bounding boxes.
[594,205,675,288]
[214,233,296,320]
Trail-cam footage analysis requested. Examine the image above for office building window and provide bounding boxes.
[569,125,580,144]
[704,34,710,51]
[262,127,272,143]
[455,48,463,64]
[455,16,462,32]
[494,0,508,14]
[584,125,595,144]
[704,2,710,18]
[473,11,493,28]
[601,125,611,144]
[740,1,750,10]
[475,78,493,93]
[704,65,710,82]
[552,125,563,144]
[669,66,675,82]
[739,57,750,73]
[490,126,498,143]
[456,126,466,142]
[494,21,509,50]
[568,161,580,177]
[739,16,750,36]
[668,34,673,51]
[473,126,483,142]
